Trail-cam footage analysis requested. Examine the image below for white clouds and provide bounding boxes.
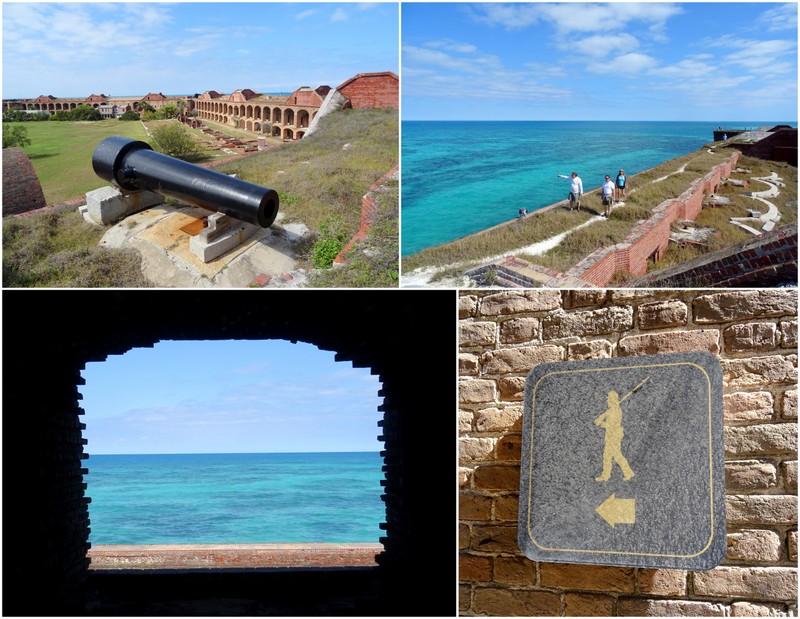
[295,8,319,20]
[588,51,658,75]
[756,3,798,32]
[331,8,348,22]
[570,32,640,59]
[426,39,479,54]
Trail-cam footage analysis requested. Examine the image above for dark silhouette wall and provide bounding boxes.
[3,290,457,616]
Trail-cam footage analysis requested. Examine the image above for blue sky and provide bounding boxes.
[79,340,383,455]
[402,2,798,121]
[2,2,399,98]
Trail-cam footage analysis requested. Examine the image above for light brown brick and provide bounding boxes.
[459,467,471,488]
[638,300,688,329]
[494,435,522,462]
[693,291,797,323]
[460,493,492,521]
[782,460,797,493]
[480,291,562,316]
[723,355,797,388]
[783,390,797,419]
[472,586,560,616]
[481,345,563,375]
[459,583,470,613]
[568,340,613,360]
[726,495,797,526]
[724,322,780,353]
[539,563,635,592]
[473,465,520,491]
[788,531,797,562]
[726,460,778,490]
[563,592,615,616]
[731,601,790,616]
[459,553,492,582]
[493,555,535,585]
[724,424,797,456]
[726,529,782,562]
[693,566,797,600]
[563,290,608,308]
[461,321,496,347]
[459,294,477,319]
[476,407,522,433]
[618,598,726,616]
[469,525,518,553]
[724,391,775,422]
[500,317,539,344]
[459,410,473,433]
[618,329,720,356]
[780,319,797,348]
[637,568,687,595]
[498,377,525,401]
[460,379,496,404]
[542,306,634,339]
[459,523,470,549]
[460,437,497,462]
[493,495,519,521]
[460,353,479,375]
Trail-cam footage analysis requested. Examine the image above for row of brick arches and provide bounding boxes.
[194,101,317,139]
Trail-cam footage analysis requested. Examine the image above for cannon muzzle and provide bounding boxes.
[92,136,279,228]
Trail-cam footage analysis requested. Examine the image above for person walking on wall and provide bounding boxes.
[615,169,627,203]
[558,171,583,211]
[602,175,615,217]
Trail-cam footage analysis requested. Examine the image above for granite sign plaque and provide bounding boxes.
[518,351,725,570]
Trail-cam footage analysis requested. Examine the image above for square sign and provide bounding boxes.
[518,351,725,570]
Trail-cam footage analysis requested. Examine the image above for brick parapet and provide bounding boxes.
[459,289,797,616]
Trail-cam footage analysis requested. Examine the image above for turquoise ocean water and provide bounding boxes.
[87,452,384,545]
[401,120,787,256]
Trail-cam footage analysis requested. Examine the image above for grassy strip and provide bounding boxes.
[5,120,150,205]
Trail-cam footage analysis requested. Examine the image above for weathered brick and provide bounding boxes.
[539,563,635,593]
[459,379,496,404]
[726,529,782,562]
[638,300,688,329]
[563,592,615,616]
[731,601,789,616]
[459,522,470,549]
[618,329,720,356]
[460,294,478,319]
[726,460,778,490]
[473,465,520,491]
[542,306,634,339]
[618,598,726,616]
[460,437,497,462]
[780,319,797,348]
[726,495,797,526]
[459,584,470,613]
[469,525,518,553]
[723,355,797,387]
[637,568,687,595]
[498,377,525,401]
[472,586,560,616]
[693,566,797,600]
[494,435,522,462]
[460,493,492,521]
[724,322,780,353]
[459,553,492,582]
[493,555,535,585]
[476,407,522,433]
[459,410,473,433]
[480,291,562,316]
[499,317,539,344]
[481,345,563,375]
[693,291,796,323]
[568,339,613,360]
[493,495,519,521]
[781,460,797,493]
[725,424,797,456]
[788,531,797,562]
[461,321,496,347]
[783,390,797,419]
[459,467,471,488]
[724,391,775,422]
[460,353,479,375]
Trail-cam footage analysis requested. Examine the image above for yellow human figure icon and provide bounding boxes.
[594,390,635,481]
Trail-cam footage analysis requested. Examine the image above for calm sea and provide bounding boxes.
[401,120,787,255]
[87,452,384,545]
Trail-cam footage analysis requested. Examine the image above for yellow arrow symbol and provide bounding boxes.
[596,494,636,527]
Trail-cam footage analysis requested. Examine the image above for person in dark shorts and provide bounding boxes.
[615,169,627,202]
[602,175,615,217]
[558,171,583,211]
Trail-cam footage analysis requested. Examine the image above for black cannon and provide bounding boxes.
[92,136,279,228]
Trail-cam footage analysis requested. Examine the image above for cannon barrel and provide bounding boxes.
[92,136,279,228]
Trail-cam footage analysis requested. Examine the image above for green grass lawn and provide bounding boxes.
[6,120,151,205]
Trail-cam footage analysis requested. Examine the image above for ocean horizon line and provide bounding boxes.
[403,119,797,125]
[88,450,381,457]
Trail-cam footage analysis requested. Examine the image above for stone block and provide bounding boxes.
[472,587,560,617]
[724,424,797,456]
[85,186,163,225]
[726,529,782,562]
[724,322,780,353]
[618,599,727,616]
[783,390,797,419]
[542,306,633,339]
[480,291,562,316]
[693,291,796,323]
[459,379,496,404]
[693,566,797,600]
[638,300,688,329]
[539,563,635,592]
[461,321,496,347]
[725,460,777,490]
[730,602,789,616]
[618,329,720,356]
[459,553,492,582]
[481,345,563,375]
[499,317,539,344]
[782,460,797,493]
[568,340,613,360]
[563,592,615,616]
[726,495,797,526]
[492,555,535,585]
[724,392,775,422]
[780,320,797,348]
[722,355,797,388]
[475,407,522,433]
[189,212,259,262]
[460,437,497,462]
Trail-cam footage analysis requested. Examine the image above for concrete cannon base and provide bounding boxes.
[190,212,260,263]
[83,186,164,225]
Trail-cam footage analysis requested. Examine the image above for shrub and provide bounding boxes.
[151,122,205,161]
[3,125,31,148]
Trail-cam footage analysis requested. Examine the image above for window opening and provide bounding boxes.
[79,339,385,569]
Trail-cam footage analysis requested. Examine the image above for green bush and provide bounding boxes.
[151,122,204,161]
[310,238,345,269]
[3,125,31,148]
[118,110,140,121]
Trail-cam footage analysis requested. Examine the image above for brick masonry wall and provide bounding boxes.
[338,73,399,110]
[2,147,47,214]
[459,289,797,616]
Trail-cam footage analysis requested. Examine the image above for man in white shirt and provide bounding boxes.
[558,172,583,211]
[602,175,615,217]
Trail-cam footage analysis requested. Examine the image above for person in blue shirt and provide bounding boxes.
[615,169,627,203]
